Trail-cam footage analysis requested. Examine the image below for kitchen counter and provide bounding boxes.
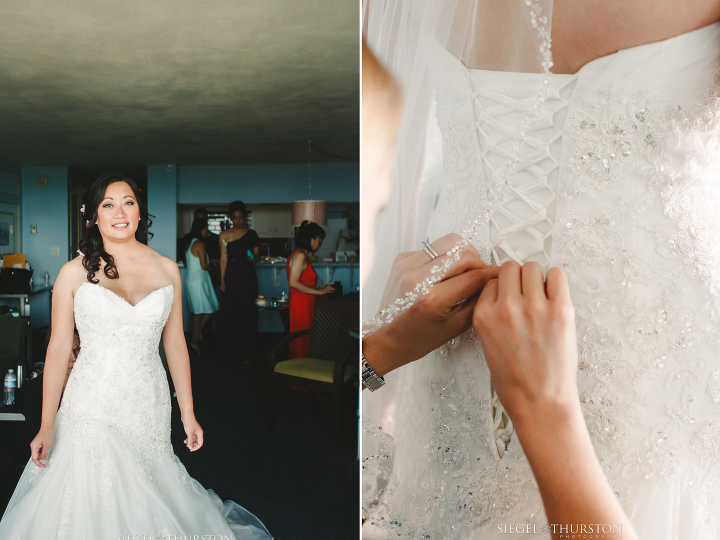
[254,260,358,267]
[179,261,358,333]
[256,261,358,332]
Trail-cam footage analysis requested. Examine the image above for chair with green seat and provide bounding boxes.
[266,300,359,448]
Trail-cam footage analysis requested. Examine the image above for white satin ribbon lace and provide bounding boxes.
[469,68,577,456]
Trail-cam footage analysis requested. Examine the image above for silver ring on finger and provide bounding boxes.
[421,238,439,261]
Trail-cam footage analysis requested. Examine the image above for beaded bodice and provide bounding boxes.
[363,21,720,540]
[61,282,174,447]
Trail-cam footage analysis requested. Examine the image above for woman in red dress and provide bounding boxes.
[286,220,335,358]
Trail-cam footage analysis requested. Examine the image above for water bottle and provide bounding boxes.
[44,271,49,288]
[4,369,17,405]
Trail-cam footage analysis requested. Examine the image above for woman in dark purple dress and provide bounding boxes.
[218,201,260,362]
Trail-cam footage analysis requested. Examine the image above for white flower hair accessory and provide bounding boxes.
[80,204,85,214]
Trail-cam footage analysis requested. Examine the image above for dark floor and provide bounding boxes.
[0,331,360,540]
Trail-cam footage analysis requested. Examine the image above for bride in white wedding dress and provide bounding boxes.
[0,174,272,540]
[363,1,720,539]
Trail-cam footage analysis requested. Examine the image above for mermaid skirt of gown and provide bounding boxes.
[0,282,272,539]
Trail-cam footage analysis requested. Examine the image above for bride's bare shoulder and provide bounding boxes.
[551,0,720,74]
[56,256,88,296]
[142,245,181,283]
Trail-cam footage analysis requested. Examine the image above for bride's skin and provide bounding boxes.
[550,0,720,74]
[30,181,203,468]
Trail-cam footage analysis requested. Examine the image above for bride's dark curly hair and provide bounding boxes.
[78,172,154,283]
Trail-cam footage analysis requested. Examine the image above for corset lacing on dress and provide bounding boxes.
[468,68,577,457]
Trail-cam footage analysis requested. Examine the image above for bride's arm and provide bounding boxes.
[31,262,80,467]
[161,262,203,451]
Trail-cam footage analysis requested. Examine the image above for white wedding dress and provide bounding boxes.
[363,21,720,540]
[0,282,272,540]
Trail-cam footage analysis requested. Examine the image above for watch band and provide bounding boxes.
[362,353,385,391]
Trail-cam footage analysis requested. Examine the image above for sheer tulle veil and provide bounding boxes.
[362,0,555,534]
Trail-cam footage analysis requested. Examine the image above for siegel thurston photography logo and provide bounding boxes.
[117,535,233,540]
[498,523,623,538]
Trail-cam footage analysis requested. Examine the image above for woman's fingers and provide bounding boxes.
[478,278,499,304]
[188,432,203,451]
[545,267,571,303]
[383,233,488,307]
[497,261,522,300]
[413,234,487,279]
[521,261,546,301]
[186,430,204,451]
[439,247,488,280]
[31,443,46,468]
[435,267,500,308]
[444,291,481,334]
[430,233,462,255]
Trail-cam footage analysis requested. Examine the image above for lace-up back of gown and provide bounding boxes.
[363,21,720,540]
[0,282,272,540]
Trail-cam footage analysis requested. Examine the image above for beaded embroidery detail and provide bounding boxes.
[364,31,720,540]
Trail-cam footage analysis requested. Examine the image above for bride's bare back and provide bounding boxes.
[551,0,720,74]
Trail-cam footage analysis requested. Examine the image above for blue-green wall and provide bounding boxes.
[177,163,359,204]
[147,165,178,261]
[21,167,69,328]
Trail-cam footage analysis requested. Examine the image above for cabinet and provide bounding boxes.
[252,205,293,238]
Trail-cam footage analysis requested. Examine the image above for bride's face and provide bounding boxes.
[95,181,140,241]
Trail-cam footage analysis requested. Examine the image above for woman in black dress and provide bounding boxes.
[218,201,260,362]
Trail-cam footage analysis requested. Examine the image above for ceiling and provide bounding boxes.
[0,1,359,167]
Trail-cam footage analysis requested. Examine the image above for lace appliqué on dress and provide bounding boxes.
[554,77,720,535]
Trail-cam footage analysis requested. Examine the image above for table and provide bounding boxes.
[0,385,25,421]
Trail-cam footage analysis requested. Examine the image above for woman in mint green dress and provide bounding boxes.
[186,218,219,354]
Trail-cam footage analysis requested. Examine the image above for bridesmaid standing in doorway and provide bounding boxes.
[218,201,260,362]
[286,220,335,359]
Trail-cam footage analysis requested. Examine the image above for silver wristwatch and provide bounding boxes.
[362,353,385,391]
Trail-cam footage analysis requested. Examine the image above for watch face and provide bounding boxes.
[37,175,48,186]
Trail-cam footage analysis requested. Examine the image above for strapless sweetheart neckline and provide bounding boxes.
[78,281,174,308]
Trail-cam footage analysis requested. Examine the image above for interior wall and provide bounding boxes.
[21,167,69,328]
[147,165,178,261]
[176,163,359,204]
